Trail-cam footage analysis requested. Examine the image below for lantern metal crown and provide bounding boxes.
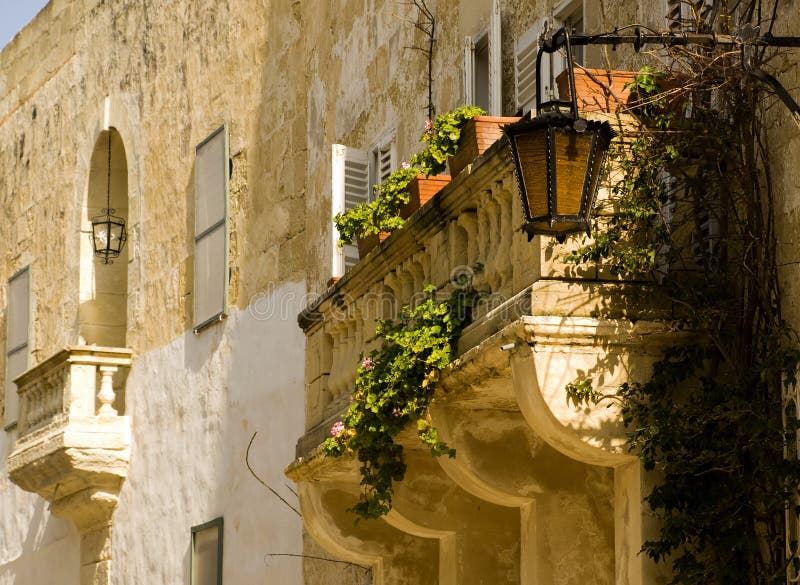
[90,132,127,264]
[504,28,615,242]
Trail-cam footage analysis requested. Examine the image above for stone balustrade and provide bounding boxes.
[299,138,532,440]
[297,113,641,447]
[14,345,132,439]
[8,345,133,536]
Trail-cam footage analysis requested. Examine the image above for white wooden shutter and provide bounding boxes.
[332,144,370,277]
[5,266,29,426]
[488,0,502,116]
[692,206,721,262]
[193,126,229,333]
[515,19,550,115]
[376,142,394,185]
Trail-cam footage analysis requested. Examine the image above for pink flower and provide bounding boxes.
[361,357,374,371]
[424,119,434,131]
[330,421,345,437]
[401,161,411,169]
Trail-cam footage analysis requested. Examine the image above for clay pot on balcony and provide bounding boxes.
[555,68,640,113]
[357,174,451,257]
[399,174,451,218]
[448,116,522,178]
[357,230,391,257]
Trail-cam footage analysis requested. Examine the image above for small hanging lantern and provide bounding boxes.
[91,132,127,263]
[504,28,615,241]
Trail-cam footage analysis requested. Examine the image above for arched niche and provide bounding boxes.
[78,128,129,348]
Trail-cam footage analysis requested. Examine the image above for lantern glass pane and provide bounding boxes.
[586,139,605,209]
[93,220,110,250]
[108,221,125,253]
[553,129,593,217]
[514,127,549,219]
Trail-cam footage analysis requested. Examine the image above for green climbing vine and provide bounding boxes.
[564,21,800,584]
[323,284,475,519]
[334,105,484,246]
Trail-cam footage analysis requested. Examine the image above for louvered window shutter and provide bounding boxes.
[515,20,550,115]
[332,144,370,277]
[5,266,29,426]
[376,142,395,186]
[193,126,229,333]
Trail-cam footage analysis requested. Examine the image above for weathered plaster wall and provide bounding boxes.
[0,0,307,583]
[113,288,305,584]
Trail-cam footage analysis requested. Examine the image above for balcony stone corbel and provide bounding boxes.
[385,445,521,585]
[505,316,682,585]
[289,456,439,585]
[428,403,615,584]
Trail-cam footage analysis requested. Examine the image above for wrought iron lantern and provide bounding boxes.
[504,28,615,241]
[91,132,127,263]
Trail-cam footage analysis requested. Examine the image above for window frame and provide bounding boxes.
[554,0,585,74]
[5,265,31,431]
[190,517,224,585]
[465,0,502,115]
[192,125,230,334]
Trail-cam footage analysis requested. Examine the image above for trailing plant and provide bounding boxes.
[411,105,486,175]
[564,23,800,585]
[334,166,419,245]
[323,284,475,519]
[334,105,485,245]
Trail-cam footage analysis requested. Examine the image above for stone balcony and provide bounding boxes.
[289,120,681,585]
[8,346,132,533]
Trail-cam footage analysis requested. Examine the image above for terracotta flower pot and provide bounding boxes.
[357,175,451,258]
[556,68,640,113]
[357,231,391,257]
[448,116,522,178]
[399,174,451,219]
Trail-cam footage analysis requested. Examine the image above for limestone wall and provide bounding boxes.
[0,0,307,583]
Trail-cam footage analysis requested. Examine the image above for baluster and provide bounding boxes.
[97,366,118,417]
[492,183,513,293]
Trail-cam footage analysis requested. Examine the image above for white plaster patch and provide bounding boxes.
[111,281,306,584]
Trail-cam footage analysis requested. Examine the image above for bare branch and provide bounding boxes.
[265,553,370,573]
[245,432,302,518]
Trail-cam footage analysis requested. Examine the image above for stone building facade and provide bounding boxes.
[2,1,800,585]
[0,1,307,584]
[289,1,800,585]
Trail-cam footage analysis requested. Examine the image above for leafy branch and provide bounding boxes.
[323,284,476,519]
[564,29,800,584]
[334,105,484,246]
